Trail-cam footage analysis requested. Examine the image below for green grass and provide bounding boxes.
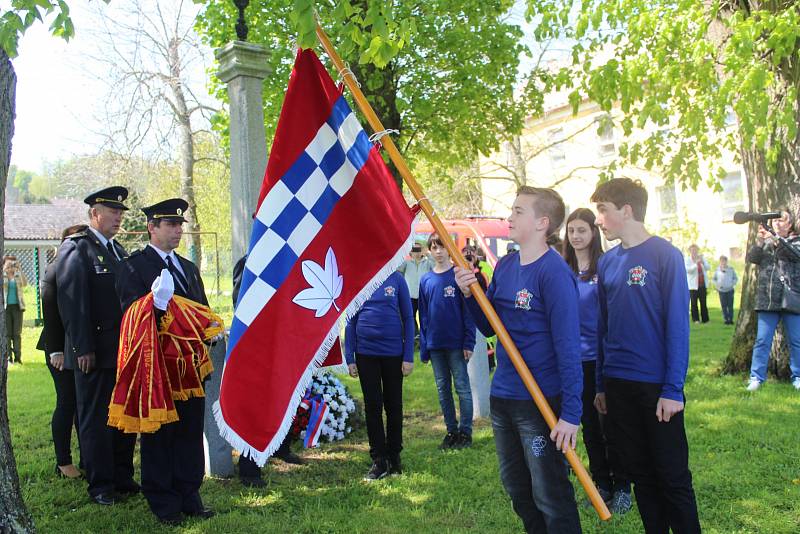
[8,300,800,533]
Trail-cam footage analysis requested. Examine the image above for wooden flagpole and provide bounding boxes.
[315,23,611,521]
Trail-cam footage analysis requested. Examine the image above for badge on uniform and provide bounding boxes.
[384,286,396,297]
[515,288,533,310]
[627,265,648,286]
[443,285,456,298]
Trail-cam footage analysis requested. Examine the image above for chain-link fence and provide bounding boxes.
[3,231,230,326]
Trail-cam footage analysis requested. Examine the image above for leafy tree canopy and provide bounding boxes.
[195,0,535,171]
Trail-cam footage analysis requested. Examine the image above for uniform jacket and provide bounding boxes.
[747,235,800,312]
[116,245,208,315]
[56,230,128,370]
[36,260,65,356]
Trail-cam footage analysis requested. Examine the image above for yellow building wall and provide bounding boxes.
[479,101,749,260]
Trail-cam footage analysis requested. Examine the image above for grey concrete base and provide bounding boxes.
[468,329,491,419]
[203,339,234,477]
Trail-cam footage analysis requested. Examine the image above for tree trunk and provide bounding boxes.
[168,37,202,269]
[0,50,36,534]
[722,134,800,378]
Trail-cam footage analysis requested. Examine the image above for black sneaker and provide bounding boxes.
[387,455,402,475]
[274,450,305,465]
[439,432,458,450]
[453,431,472,449]
[364,459,388,481]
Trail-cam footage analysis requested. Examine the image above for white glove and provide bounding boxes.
[151,268,175,310]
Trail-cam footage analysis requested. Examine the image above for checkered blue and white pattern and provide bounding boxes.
[228,96,372,356]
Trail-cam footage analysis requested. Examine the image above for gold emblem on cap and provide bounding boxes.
[177,208,183,215]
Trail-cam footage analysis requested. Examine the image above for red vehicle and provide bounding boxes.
[414,216,513,268]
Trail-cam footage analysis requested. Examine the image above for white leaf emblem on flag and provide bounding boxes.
[292,247,343,317]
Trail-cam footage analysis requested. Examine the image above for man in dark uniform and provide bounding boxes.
[115,198,214,525]
[56,187,138,505]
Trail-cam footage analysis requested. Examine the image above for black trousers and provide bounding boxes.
[581,360,611,490]
[604,378,700,534]
[355,354,404,461]
[47,361,80,466]
[689,286,709,323]
[141,396,205,519]
[74,368,136,497]
[5,303,23,362]
[238,433,293,479]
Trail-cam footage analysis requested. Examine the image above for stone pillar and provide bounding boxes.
[203,339,234,477]
[468,329,491,418]
[216,41,271,266]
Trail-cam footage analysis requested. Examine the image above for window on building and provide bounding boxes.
[547,128,566,166]
[597,115,615,157]
[658,184,677,220]
[721,171,744,221]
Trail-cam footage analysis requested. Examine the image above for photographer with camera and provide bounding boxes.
[3,256,27,364]
[741,201,800,392]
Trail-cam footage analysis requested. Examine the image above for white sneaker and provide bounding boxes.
[792,378,800,391]
[746,378,762,391]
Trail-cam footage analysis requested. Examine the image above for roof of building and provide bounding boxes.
[4,199,87,240]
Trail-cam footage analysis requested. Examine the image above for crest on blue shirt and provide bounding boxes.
[443,285,456,298]
[627,265,648,286]
[384,286,396,297]
[590,274,598,285]
[515,288,533,310]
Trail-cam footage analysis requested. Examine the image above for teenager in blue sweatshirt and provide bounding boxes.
[562,208,632,515]
[345,271,415,481]
[456,186,583,534]
[591,178,700,533]
[419,234,476,450]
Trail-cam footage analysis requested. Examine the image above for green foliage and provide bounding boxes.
[0,0,109,57]
[195,0,533,172]
[525,0,800,188]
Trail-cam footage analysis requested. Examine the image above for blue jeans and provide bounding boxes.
[718,290,735,323]
[491,396,582,534]
[749,311,800,382]
[429,349,473,436]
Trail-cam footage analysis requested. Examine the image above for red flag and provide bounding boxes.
[215,49,416,465]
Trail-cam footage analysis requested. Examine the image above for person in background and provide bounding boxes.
[3,256,27,364]
[712,255,739,325]
[232,254,304,489]
[685,244,710,324]
[562,208,632,514]
[38,225,87,480]
[461,245,488,292]
[745,206,800,392]
[397,243,433,336]
[345,271,415,480]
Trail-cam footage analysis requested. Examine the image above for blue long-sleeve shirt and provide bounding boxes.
[344,272,415,364]
[418,267,476,363]
[596,236,690,401]
[464,249,583,425]
[577,272,600,362]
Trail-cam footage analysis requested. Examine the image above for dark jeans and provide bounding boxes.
[689,286,708,323]
[74,368,136,497]
[356,354,404,460]
[718,290,735,323]
[491,395,582,534]
[604,378,700,534]
[47,361,80,466]
[580,360,630,493]
[5,303,23,362]
[429,349,473,436]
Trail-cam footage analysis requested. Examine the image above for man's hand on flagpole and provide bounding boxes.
[550,419,579,453]
[454,266,476,297]
[402,361,413,376]
[151,268,175,311]
[348,364,358,378]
